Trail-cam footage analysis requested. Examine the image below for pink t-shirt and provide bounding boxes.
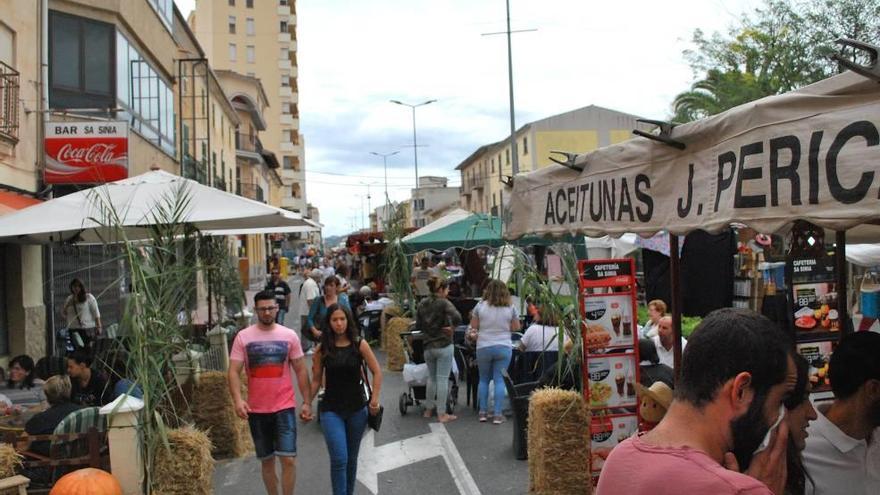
[596,434,772,495]
[230,324,304,414]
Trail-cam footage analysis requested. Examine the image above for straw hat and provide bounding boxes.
[636,381,673,410]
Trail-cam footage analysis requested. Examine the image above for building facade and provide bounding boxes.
[411,176,459,228]
[189,0,306,216]
[458,105,654,215]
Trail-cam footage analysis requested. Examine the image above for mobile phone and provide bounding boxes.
[754,404,786,455]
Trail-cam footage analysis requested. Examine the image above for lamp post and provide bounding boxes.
[369,150,399,205]
[390,99,436,226]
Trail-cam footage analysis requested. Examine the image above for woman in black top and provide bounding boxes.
[307,304,382,495]
[415,277,462,422]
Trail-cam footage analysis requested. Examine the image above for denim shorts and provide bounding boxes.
[247,407,297,460]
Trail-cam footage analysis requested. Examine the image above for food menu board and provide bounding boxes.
[796,341,834,392]
[590,414,639,473]
[584,294,637,349]
[587,354,639,409]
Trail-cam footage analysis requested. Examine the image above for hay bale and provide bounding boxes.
[384,316,411,372]
[191,371,252,458]
[380,304,403,350]
[0,443,21,479]
[528,388,591,495]
[153,427,214,495]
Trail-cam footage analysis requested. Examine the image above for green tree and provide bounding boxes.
[672,0,880,122]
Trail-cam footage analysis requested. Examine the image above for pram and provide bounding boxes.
[398,329,462,415]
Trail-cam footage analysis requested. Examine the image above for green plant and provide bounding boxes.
[381,203,414,316]
[90,182,199,494]
[200,236,245,326]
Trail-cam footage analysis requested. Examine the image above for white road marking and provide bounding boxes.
[357,423,481,495]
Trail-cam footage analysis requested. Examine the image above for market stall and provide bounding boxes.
[509,68,880,372]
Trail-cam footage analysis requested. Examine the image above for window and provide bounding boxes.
[283,156,295,170]
[228,16,236,34]
[246,18,255,36]
[0,23,13,66]
[228,0,235,5]
[413,199,425,211]
[246,72,255,77]
[49,12,114,109]
[280,21,288,33]
[506,149,510,164]
[147,0,173,28]
[116,31,175,155]
[229,43,237,61]
[491,158,494,173]
[523,136,528,155]
[246,0,254,7]
[281,74,289,87]
[246,45,255,63]
[280,0,289,5]
[280,47,287,60]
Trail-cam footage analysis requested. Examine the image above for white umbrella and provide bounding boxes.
[0,170,311,244]
[203,218,322,236]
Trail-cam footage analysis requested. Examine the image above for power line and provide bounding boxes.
[307,170,460,180]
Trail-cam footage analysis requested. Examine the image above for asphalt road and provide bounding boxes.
[213,293,530,495]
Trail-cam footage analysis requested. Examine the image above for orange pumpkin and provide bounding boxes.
[50,468,122,495]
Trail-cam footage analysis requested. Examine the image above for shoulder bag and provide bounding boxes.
[360,343,383,431]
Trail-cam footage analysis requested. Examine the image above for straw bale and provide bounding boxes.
[384,316,411,371]
[153,427,214,495]
[380,304,403,350]
[528,388,591,495]
[0,443,22,494]
[191,371,252,458]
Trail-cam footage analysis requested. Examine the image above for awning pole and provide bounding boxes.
[669,234,683,379]
[836,230,849,334]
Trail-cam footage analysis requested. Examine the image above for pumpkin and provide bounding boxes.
[50,468,122,495]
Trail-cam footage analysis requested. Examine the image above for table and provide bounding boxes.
[0,408,41,434]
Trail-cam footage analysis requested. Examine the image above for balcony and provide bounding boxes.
[213,177,227,192]
[279,86,292,98]
[279,114,294,126]
[277,4,290,15]
[462,175,485,194]
[236,131,263,153]
[278,59,291,70]
[237,182,265,203]
[278,32,291,43]
[0,61,20,142]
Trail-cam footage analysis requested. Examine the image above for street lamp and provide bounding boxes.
[369,150,399,205]
[390,99,436,225]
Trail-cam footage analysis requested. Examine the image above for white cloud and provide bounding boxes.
[176,0,763,237]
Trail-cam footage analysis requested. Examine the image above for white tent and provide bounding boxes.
[0,170,311,244]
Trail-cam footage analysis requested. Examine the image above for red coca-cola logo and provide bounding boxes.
[56,143,120,165]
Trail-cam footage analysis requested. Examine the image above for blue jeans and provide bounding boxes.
[424,344,454,413]
[276,308,288,325]
[320,407,369,495]
[477,345,512,416]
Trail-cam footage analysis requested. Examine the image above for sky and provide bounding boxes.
[175,0,763,237]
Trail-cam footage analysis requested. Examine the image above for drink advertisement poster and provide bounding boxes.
[590,414,638,473]
[586,354,638,409]
[583,293,636,349]
[44,121,129,184]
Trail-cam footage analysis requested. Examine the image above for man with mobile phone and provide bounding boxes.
[597,308,796,495]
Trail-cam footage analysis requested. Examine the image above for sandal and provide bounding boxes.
[423,408,435,419]
[492,416,505,425]
[479,412,488,422]
[438,414,458,423]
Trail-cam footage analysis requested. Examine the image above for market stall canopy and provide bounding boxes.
[402,209,503,252]
[203,218,321,236]
[0,190,42,216]
[0,170,311,244]
[509,71,880,241]
[846,244,880,267]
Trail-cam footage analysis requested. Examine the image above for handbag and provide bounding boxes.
[361,358,383,431]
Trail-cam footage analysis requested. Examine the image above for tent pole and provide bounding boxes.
[836,230,849,334]
[669,234,683,379]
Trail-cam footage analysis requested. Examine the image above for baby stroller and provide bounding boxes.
[398,329,461,415]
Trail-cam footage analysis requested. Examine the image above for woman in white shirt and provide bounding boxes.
[519,308,568,353]
[62,278,102,350]
[470,279,520,424]
[639,299,666,339]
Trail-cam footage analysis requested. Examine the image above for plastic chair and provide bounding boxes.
[513,351,559,384]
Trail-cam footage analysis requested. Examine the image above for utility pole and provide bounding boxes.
[483,1,534,177]
[370,150,400,206]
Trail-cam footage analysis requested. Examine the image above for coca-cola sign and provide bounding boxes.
[45,121,128,184]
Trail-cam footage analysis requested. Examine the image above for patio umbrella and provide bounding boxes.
[0,170,311,244]
[401,208,504,252]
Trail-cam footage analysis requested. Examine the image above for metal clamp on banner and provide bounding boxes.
[548,150,584,171]
[632,119,686,150]
[831,38,880,83]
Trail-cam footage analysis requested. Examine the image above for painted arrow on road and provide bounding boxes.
[357,423,481,495]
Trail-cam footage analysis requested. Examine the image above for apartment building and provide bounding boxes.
[458,105,653,215]
[189,0,306,217]
[411,176,459,228]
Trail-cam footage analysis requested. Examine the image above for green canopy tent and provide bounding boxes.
[401,208,586,255]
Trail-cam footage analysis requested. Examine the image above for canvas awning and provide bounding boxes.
[402,209,503,252]
[508,71,880,241]
[0,190,42,216]
[0,170,312,244]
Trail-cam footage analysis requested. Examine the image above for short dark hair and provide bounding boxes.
[829,331,880,400]
[638,338,660,365]
[67,349,93,367]
[324,275,340,288]
[254,290,276,305]
[675,308,791,408]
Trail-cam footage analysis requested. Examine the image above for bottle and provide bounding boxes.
[861,273,880,319]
